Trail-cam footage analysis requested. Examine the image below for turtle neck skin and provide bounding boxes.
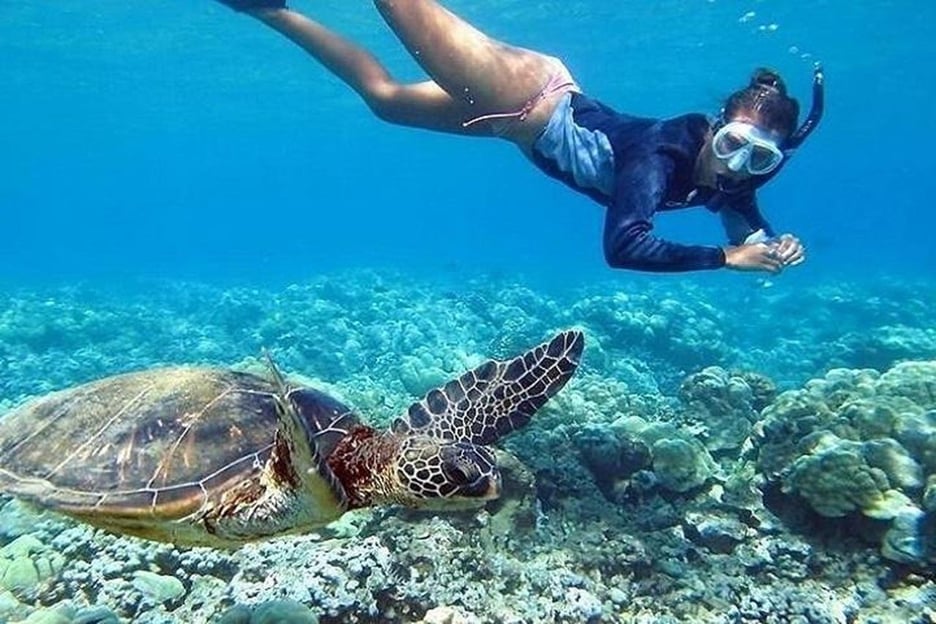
[327,425,403,509]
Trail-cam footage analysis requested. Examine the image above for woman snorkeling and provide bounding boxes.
[216,0,824,274]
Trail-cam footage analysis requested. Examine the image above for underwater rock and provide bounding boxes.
[612,416,717,494]
[923,475,936,513]
[683,511,749,554]
[0,602,108,624]
[755,360,936,566]
[834,326,936,373]
[4,272,936,621]
[218,600,321,624]
[755,388,838,480]
[0,589,22,621]
[545,372,667,431]
[563,587,603,622]
[718,464,783,534]
[130,570,186,605]
[0,499,71,543]
[576,415,717,500]
[733,582,856,624]
[835,396,916,441]
[11,608,72,624]
[0,535,65,602]
[862,438,924,490]
[0,557,41,602]
[398,353,450,398]
[421,605,474,624]
[804,367,880,408]
[70,605,121,624]
[651,438,713,493]
[677,366,763,451]
[569,287,728,389]
[230,532,403,620]
[217,605,252,624]
[483,450,538,534]
[893,410,936,475]
[736,371,778,412]
[575,423,651,500]
[782,433,909,519]
[251,599,319,624]
[874,361,936,409]
[881,506,936,565]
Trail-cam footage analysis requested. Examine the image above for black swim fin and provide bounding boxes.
[216,0,286,11]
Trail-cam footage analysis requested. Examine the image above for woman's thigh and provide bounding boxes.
[374,0,576,147]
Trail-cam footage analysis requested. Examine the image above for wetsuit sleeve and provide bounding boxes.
[717,192,776,245]
[604,155,726,272]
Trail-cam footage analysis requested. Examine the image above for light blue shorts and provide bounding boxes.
[530,92,616,200]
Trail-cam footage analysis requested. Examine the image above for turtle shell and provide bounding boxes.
[0,367,355,540]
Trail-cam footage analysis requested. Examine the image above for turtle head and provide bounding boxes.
[394,436,501,508]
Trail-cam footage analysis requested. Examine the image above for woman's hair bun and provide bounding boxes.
[750,68,787,95]
[723,67,799,136]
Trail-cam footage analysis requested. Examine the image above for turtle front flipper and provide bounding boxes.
[391,329,584,445]
[210,356,353,537]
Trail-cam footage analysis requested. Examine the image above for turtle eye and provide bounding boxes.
[442,461,474,484]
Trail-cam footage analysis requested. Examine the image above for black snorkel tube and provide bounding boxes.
[783,63,825,155]
[716,63,825,194]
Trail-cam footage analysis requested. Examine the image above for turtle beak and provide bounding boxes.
[463,471,501,500]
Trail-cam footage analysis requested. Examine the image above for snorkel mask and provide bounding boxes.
[713,122,785,175]
[714,63,825,192]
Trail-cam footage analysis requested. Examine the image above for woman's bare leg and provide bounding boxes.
[373,0,576,146]
[251,9,494,136]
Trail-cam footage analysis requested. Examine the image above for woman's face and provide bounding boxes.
[700,110,786,185]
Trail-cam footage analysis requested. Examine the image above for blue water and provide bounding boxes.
[1,1,934,284]
[2,5,936,620]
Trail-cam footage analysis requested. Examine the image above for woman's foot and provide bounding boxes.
[216,0,286,12]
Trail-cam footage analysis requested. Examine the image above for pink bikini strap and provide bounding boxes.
[462,73,577,128]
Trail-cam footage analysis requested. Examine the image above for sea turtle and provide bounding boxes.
[0,330,583,548]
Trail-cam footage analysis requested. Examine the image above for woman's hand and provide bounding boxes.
[723,242,785,273]
[773,233,806,267]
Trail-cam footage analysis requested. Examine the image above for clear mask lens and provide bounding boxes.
[716,130,749,154]
[713,122,784,175]
[748,145,781,173]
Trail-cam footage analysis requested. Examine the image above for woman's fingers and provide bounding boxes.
[781,242,804,266]
[772,234,806,267]
[760,245,784,273]
[785,247,806,266]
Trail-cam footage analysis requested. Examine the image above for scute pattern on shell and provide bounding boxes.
[0,368,286,517]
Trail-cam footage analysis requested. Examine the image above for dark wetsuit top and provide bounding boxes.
[529,92,776,272]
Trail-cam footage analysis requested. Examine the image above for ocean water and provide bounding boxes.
[2,1,933,283]
[1,2,935,623]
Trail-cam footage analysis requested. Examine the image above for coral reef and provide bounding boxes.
[754,361,936,566]
[0,271,934,622]
[676,367,776,452]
